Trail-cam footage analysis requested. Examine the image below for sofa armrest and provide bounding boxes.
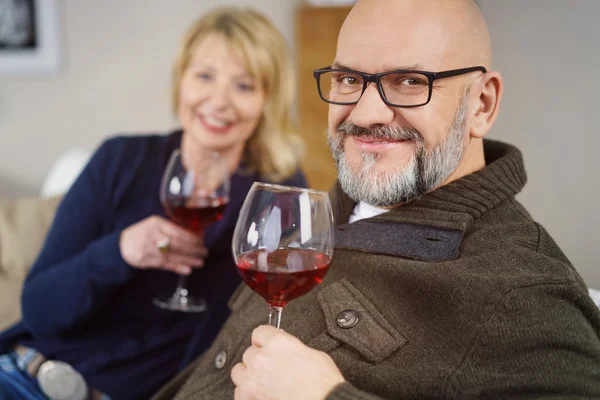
[0,196,61,330]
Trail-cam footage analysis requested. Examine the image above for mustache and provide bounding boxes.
[336,121,424,143]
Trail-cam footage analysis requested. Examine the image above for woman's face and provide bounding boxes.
[178,34,266,154]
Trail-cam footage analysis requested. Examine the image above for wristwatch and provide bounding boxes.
[37,360,89,400]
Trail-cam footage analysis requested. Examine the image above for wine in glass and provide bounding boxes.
[232,183,334,328]
[154,149,230,312]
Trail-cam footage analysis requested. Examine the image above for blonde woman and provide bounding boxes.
[0,7,305,400]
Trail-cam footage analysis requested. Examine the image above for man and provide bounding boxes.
[153,0,600,398]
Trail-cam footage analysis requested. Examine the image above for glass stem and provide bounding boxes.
[268,306,283,329]
[175,275,188,297]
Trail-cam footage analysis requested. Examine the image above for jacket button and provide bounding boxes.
[214,350,227,370]
[337,310,359,329]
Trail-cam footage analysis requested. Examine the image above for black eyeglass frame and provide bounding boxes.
[313,66,487,108]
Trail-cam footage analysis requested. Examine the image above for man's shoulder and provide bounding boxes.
[465,197,581,289]
[472,196,562,256]
[471,197,538,248]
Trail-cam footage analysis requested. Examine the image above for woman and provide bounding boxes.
[0,7,305,400]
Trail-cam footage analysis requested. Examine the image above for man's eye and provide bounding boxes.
[340,76,360,85]
[401,78,425,86]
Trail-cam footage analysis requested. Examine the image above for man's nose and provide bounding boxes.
[349,83,395,129]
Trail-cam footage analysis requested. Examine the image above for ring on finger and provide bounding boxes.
[156,237,171,254]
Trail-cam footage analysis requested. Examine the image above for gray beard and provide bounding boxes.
[328,91,469,207]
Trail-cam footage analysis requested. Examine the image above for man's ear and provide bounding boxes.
[470,71,503,139]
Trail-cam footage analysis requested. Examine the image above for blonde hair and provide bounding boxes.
[172,7,303,183]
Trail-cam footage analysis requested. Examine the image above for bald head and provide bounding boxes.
[327,0,503,207]
[340,0,492,70]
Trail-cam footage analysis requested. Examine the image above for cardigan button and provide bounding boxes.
[214,350,227,370]
[337,310,359,329]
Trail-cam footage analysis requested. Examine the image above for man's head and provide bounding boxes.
[324,0,503,207]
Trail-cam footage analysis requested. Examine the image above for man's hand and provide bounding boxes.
[231,325,345,400]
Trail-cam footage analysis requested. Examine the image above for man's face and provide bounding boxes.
[327,1,477,207]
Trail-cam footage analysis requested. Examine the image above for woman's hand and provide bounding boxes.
[119,216,207,275]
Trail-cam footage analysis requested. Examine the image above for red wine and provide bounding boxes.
[236,248,331,307]
[169,198,227,233]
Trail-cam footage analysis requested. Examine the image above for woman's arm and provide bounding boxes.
[21,138,136,337]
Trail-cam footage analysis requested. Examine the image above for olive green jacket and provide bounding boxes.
[153,140,600,399]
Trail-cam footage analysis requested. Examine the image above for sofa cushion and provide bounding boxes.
[0,196,61,330]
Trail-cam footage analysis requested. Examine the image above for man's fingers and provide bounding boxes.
[251,325,282,348]
[233,386,246,400]
[230,362,247,387]
[241,346,261,369]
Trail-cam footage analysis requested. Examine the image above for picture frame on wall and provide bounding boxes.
[0,0,61,75]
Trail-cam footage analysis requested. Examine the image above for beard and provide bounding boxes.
[327,90,469,207]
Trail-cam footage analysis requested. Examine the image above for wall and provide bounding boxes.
[479,0,600,287]
[0,0,302,196]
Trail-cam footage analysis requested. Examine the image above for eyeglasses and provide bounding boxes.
[313,66,486,108]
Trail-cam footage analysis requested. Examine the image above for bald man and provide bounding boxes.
[153,1,600,399]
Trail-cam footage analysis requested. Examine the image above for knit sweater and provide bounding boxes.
[153,139,600,399]
[0,131,307,399]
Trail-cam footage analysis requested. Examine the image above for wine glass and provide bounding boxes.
[232,182,334,328]
[154,149,230,312]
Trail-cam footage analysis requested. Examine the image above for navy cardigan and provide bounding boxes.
[0,131,307,399]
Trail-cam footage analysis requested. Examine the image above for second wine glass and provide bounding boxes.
[232,182,334,328]
[154,149,230,312]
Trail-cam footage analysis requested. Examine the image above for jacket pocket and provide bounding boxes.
[312,278,406,363]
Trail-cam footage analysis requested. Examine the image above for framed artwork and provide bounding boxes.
[0,0,61,75]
